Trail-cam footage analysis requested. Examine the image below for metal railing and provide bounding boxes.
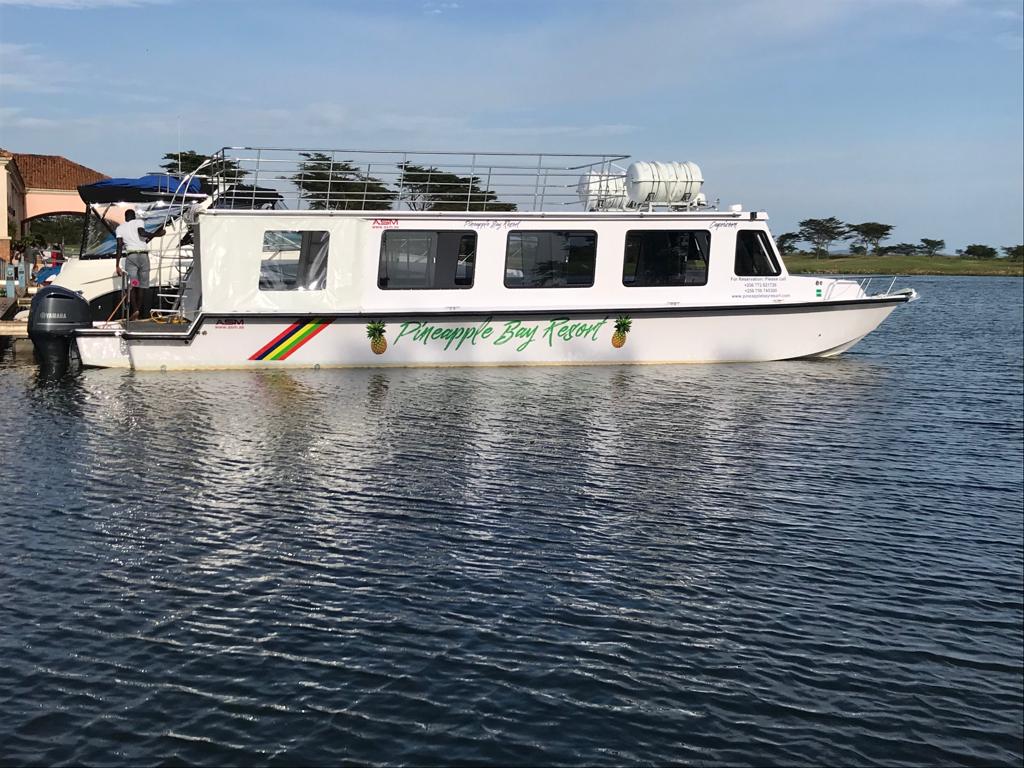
[205,147,632,213]
[818,274,905,301]
[142,176,207,325]
[858,275,900,296]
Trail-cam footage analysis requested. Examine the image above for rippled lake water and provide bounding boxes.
[1,276,1022,766]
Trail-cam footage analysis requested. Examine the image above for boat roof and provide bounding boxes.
[199,207,769,221]
[79,173,204,204]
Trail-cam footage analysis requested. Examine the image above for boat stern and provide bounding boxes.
[75,326,131,368]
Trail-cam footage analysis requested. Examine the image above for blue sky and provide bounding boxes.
[1,0,1021,249]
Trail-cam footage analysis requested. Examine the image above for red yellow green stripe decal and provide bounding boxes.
[249,318,333,361]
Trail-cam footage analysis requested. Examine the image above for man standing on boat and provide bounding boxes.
[115,209,164,321]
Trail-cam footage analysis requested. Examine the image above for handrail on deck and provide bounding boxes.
[856,275,900,296]
[205,146,634,213]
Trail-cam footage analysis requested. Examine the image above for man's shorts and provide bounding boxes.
[124,252,150,289]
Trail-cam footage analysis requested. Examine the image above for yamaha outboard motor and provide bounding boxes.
[28,285,92,377]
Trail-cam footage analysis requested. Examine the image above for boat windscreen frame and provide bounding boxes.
[78,203,187,260]
[78,204,118,260]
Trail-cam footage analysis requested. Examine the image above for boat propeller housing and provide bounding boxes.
[28,285,93,377]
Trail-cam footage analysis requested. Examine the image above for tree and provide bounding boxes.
[798,217,847,258]
[13,232,46,250]
[26,214,84,252]
[885,242,920,256]
[291,152,396,210]
[159,149,243,183]
[1002,244,1023,261]
[395,162,516,211]
[774,232,801,255]
[962,244,998,260]
[845,222,893,255]
[919,238,945,257]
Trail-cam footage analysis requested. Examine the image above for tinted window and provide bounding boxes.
[623,230,710,286]
[259,230,329,291]
[505,231,596,288]
[735,230,781,276]
[378,230,476,289]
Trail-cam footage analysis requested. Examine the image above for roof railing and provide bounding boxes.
[201,147,633,213]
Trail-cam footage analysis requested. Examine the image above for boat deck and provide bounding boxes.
[126,318,191,334]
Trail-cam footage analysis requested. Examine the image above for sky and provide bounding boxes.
[0,0,1021,250]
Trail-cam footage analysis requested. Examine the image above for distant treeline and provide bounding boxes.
[777,218,1023,261]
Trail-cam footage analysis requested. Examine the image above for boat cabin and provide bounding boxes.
[189,207,810,319]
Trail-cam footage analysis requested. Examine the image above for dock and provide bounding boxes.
[0,321,28,338]
[0,293,29,338]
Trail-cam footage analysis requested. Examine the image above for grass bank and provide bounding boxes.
[784,254,1023,276]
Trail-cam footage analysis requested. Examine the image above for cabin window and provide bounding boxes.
[735,230,781,277]
[504,231,596,288]
[259,230,330,291]
[623,230,710,286]
[378,230,476,289]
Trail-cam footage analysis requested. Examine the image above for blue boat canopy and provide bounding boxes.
[78,174,205,204]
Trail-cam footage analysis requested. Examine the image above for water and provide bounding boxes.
[1,276,1021,766]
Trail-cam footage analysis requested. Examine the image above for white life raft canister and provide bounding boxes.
[625,161,703,205]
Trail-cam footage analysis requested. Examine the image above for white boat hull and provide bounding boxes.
[75,298,906,370]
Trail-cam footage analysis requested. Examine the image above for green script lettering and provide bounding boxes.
[544,317,608,346]
[394,321,423,344]
[393,319,494,351]
[395,317,604,353]
[494,320,538,351]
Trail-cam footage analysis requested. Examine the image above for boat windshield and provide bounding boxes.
[80,205,186,259]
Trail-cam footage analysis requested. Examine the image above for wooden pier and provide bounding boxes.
[0,321,28,338]
[0,293,29,337]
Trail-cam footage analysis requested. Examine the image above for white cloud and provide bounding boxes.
[996,31,1024,50]
[0,43,80,93]
[0,107,60,128]
[992,6,1023,20]
[422,1,458,14]
[0,106,105,130]
[489,124,637,139]
[0,0,164,7]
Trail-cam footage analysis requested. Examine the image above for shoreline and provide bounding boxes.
[783,254,1023,277]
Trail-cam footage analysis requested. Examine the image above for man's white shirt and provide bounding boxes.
[116,219,149,251]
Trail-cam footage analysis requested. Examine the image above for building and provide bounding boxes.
[0,148,108,262]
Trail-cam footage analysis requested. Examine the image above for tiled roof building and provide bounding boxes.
[10,152,108,190]
[0,148,109,263]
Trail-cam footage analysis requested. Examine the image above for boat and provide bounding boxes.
[34,174,207,322]
[17,173,282,323]
[27,147,917,371]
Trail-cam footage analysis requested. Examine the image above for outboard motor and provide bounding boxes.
[28,285,93,377]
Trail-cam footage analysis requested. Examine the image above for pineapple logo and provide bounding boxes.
[366,321,387,355]
[611,315,632,348]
